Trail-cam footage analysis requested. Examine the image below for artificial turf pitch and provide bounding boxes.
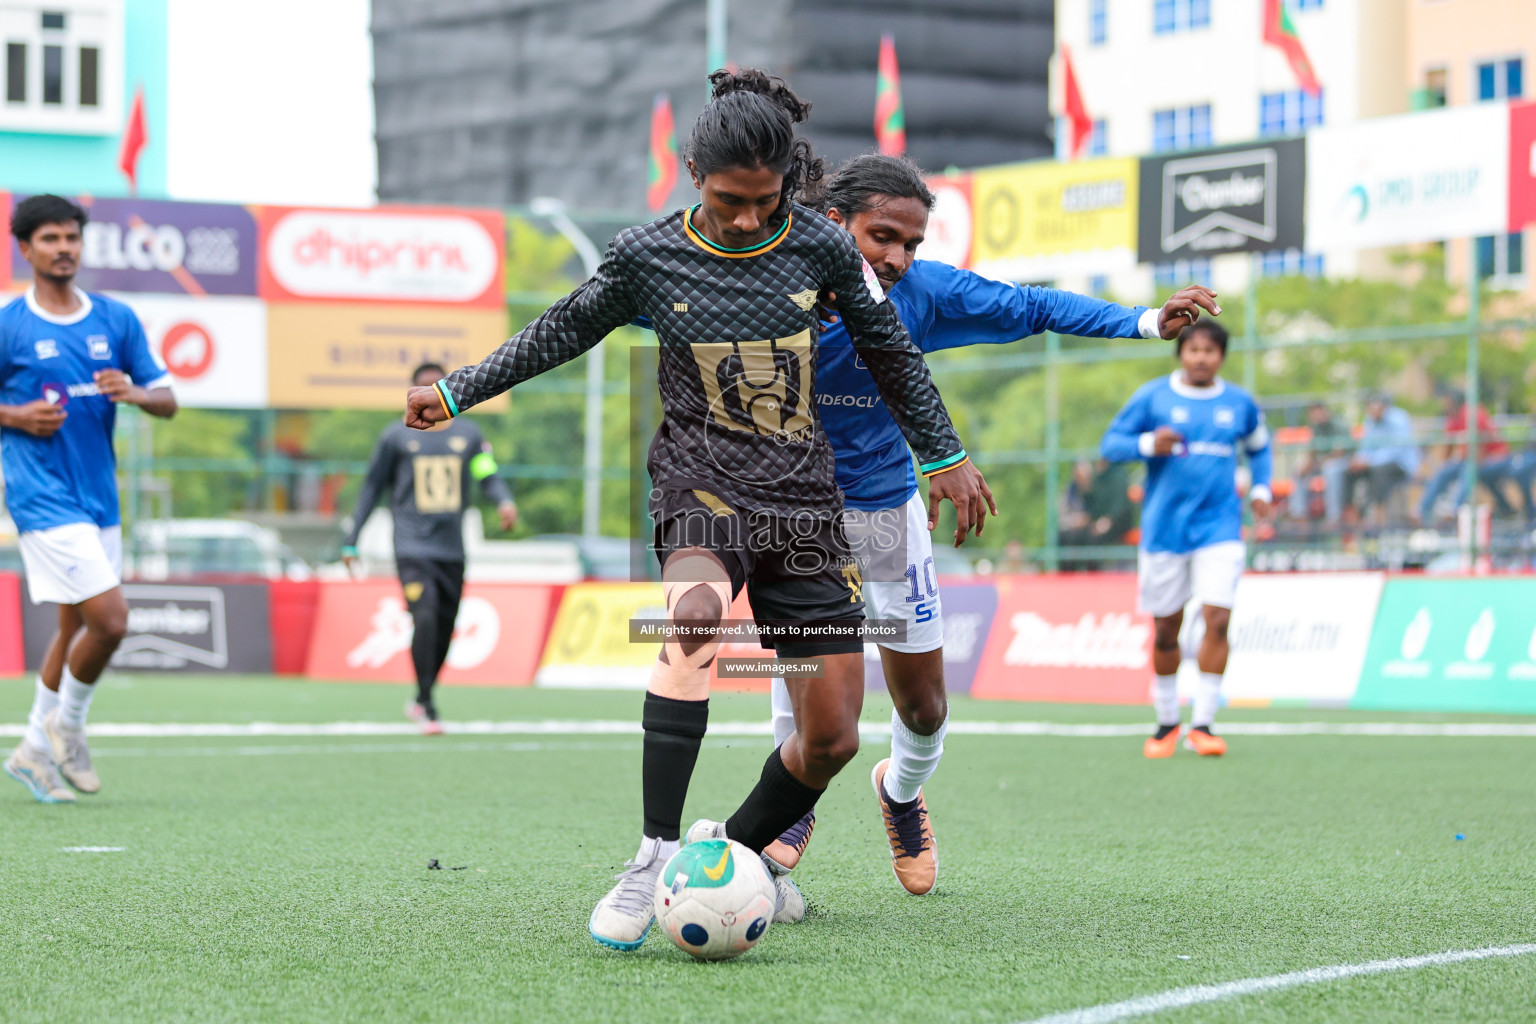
[1,675,1533,1024]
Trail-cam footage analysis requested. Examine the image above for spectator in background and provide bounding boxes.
[1346,393,1419,526]
[1059,459,1136,549]
[1416,390,1516,523]
[1288,402,1351,523]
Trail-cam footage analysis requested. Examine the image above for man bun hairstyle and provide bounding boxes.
[686,68,823,210]
[10,193,88,244]
[808,153,935,218]
[1176,319,1228,355]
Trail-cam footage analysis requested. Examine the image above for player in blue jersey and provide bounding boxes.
[1,195,178,803]
[1101,320,1273,759]
[759,155,1219,896]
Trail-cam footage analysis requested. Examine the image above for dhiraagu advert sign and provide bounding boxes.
[1354,578,1536,713]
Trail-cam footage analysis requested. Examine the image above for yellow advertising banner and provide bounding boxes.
[970,157,1139,276]
[266,302,509,410]
[535,582,667,688]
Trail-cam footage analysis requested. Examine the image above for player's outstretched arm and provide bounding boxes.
[1244,402,1275,518]
[1102,386,1177,462]
[409,239,639,429]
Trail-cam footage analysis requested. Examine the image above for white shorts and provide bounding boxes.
[18,523,123,606]
[843,489,943,654]
[1137,540,1244,619]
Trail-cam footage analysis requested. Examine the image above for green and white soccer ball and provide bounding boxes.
[654,838,776,961]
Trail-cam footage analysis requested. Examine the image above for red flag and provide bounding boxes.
[874,34,906,157]
[647,93,678,212]
[118,86,147,194]
[1263,0,1322,96]
[1061,45,1093,160]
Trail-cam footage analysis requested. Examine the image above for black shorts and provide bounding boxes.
[653,487,865,658]
[396,557,465,617]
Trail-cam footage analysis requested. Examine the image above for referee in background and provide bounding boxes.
[341,362,517,733]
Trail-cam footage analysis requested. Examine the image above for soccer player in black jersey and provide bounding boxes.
[403,70,992,950]
[344,362,517,734]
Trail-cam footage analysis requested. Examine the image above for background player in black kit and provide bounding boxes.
[343,362,517,734]
[403,70,992,949]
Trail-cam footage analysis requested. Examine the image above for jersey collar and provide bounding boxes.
[1168,371,1225,400]
[682,205,793,258]
[25,286,93,326]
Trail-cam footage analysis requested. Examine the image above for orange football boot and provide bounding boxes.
[1183,726,1227,756]
[1143,726,1181,759]
[872,758,937,895]
[763,811,815,874]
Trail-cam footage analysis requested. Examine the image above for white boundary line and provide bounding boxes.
[1020,944,1536,1024]
[2,720,1536,739]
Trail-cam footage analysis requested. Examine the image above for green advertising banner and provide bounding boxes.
[1354,578,1536,713]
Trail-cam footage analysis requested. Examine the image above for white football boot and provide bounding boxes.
[43,709,100,793]
[588,836,670,951]
[4,741,76,804]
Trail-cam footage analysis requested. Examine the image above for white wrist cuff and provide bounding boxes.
[1138,307,1161,340]
[1138,432,1157,457]
[1250,484,1273,504]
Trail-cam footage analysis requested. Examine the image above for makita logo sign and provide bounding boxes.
[1003,611,1150,669]
[266,210,499,302]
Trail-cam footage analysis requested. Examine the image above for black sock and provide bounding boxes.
[725,746,824,853]
[642,692,709,841]
[1153,724,1179,740]
[880,777,920,816]
[1190,724,1215,736]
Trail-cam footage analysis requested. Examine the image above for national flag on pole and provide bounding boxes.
[1263,0,1322,96]
[1060,45,1093,161]
[874,34,906,156]
[647,93,678,212]
[118,86,147,194]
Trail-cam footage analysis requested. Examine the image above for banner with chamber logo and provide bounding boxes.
[303,580,559,685]
[1353,577,1536,714]
[1307,104,1510,250]
[1137,138,1305,262]
[8,196,258,296]
[22,583,273,672]
[106,293,269,408]
[971,156,1139,280]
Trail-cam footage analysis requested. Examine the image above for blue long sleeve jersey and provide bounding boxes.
[1100,374,1273,554]
[637,259,1155,510]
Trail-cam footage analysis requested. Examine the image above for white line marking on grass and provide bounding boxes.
[1020,944,1536,1024]
[90,740,647,759]
[2,720,1535,739]
[62,846,125,853]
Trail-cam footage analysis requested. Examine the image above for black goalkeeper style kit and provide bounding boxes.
[435,204,967,653]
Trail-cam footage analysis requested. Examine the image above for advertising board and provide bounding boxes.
[1137,138,1305,262]
[972,157,1138,279]
[535,582,667,689]
[107,293,268,408]
[1509,100,1536,232]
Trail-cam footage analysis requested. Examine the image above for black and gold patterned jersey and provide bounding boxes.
[434,203,967,520]
[343,417,512,561]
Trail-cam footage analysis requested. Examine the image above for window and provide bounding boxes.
[1153,0,1209,34]
[1089,0,1108,45]
[6,42,24,103]
[0,2,123,134]
[1260,248,1325,278]
[1154,258,1212,290]
[1259,89,1324,137]
[1086,119,1108,156]
[1152,104,1212,152]
[1475,232,1525,285]
[1476,58,1523,101]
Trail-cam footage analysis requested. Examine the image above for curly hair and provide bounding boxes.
[685,68,824,212]
[805,153,935,219]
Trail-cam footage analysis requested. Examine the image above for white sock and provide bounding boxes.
[1192,671,1222,729]
[1151,673,1180,726]
[769,676,796,747]
[638,834,680,866]
[24,677,58,750]
[884,710,946,805]
[57,667,95,729]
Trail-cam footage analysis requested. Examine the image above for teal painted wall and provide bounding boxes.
[0,0,168,198]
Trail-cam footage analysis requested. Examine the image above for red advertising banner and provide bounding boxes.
[0,572,22,675]
[1510,101,1536,232]
[257,205,505,308]
[971,574,1151,704]
[922,174,973,269]
[304,580,560,685]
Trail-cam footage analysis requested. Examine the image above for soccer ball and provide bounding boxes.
[654,838,775,961]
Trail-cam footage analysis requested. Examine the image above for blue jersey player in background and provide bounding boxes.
[1101,320,1272,760]
[1,194,178,804]
[758,155,1220,897]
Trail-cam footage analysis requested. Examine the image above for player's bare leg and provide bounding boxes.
[1184,605,1230,756]
[43,588,127,793]
[590,548,729,951]
[1145,609,1184,758]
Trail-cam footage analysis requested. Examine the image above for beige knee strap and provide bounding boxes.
[659,577,733,670]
